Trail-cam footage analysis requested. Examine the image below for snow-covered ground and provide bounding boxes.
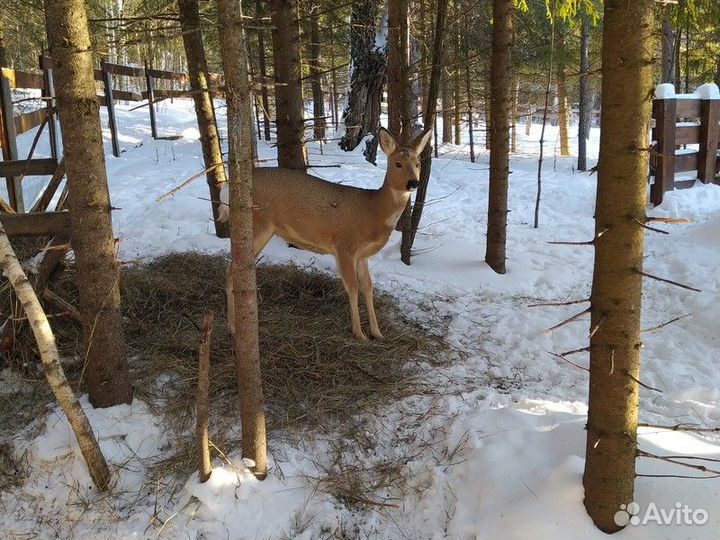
[2,97,720,539]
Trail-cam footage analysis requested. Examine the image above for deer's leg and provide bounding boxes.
[336,252,366,341]
[357,257,383,339]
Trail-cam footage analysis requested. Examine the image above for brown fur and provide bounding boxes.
[226,127,432,340]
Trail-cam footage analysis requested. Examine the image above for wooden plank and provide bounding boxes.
[145,60,158,139]
[42,64,59,161]
[0,211,70,238]
[0,75,22,211]
[0,157,58,177]
[676,124,700,145]
[147,67,189,82]
[110,89,143,102]
[651,98,677,206]
[0,67,45,90]
[14,108,47,136]
[101,61,121,157]
[101,62,145,78]
[676,99,702,118]
[30,158,65,213]
[698,100,720,183]
[674,152,699,173]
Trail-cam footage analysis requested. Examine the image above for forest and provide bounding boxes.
[0,0,719,538]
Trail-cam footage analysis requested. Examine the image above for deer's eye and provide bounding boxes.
[395,162,402,168]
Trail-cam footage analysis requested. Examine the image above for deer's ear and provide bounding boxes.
[410,128,433,154]
[378,127,398,156]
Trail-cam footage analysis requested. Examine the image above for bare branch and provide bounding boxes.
[638,270,702,293]
[626,371,662,393]
[539,307,591,335]
[546,350,589,371]
[527,298,590,308]
[642,313,692,333]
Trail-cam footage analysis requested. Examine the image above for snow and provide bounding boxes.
[655,82,720,100]
[655,83,675,99]
[2,98,720,539]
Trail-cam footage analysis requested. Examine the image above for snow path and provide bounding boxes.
[1,99,719,539]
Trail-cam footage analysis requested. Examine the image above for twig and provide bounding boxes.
[635,218,668,235]
[639,422,720,432]
[637,270,701,293]
[638,449,720,476]
[539,307,590,335]
[589,316,604,338]
[646,216,690,223]
[642,313,692,333]
[626,371,662,393]
[528,298,590,308]
[546,350,589,371]
[156,163,222,202]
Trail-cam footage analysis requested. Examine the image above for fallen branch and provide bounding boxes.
[0,223,111,491]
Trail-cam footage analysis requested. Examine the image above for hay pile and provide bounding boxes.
[3,252,445,437]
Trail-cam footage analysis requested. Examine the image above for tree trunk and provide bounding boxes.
[441,67,453,143]
[510,78,518,154]
[485,0,513,275]
[453,22,461,146]
[0,225,111,490]
[271,0,307,168]
[178,0,229,238]
[583,0,654,533]
[217,0,268,479]
[387,0,412,142]
[340,0,386,151]
[556,31,570,156]
[44,0,132,408]
[256,0,272,141]
[308,2,326,140]
[388,0,413,233]
[661,19,675,84]
[578,14,590,171]
[400,0,448,264]
[466,34,476,163]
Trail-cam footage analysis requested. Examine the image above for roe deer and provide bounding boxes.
[223,127,432,340]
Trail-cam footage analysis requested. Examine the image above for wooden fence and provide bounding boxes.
[0,56,222,216]
[650,84,720,205]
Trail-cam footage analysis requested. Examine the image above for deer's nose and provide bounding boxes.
[407,179,419,190]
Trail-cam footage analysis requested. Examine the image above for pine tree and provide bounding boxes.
[178,0,229,238]
[217,0,268,480]
[583,0,655,532]
[44,0,132,408]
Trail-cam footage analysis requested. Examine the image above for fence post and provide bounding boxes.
[101,60,121,158]
[41,56,59,162]
[144,60,158,139]
[0,74,23,212]
[698,97,719,184]
[651,97,677,206]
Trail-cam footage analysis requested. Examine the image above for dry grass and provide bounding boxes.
[2,251,448,486]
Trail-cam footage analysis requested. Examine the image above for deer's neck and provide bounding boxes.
[376,175,410,228]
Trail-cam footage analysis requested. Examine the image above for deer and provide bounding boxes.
[222,126,432,341]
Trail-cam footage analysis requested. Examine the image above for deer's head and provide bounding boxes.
[378,127,433,193]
